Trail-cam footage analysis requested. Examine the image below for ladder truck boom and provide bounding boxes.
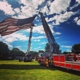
[37,13,80,72]
[24,26,33,62]
[39,12,60,54]
[27,26,33,54]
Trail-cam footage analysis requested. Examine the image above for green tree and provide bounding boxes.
[45,43,50,52]
[10,48,25,59]
[0,41,9,59]
[38,50,44,53]
[72,43,80,54]
[63,51,71,54]
[29,51,38,59]
[63,51,68,54]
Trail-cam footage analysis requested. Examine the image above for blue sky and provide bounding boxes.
[0,0,80,53]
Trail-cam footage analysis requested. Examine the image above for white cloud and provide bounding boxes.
[74,17,78,22]
[55,32,61,35]
[41,41,47,44]
[18,0,28,5]
[0,0,74,21]
[14,8,20,14]
[74,17,80,25]
[13,0,45,18]
[0,1,15,15]
[38,46,41,48]
[25,25,45,34]
[32,0,45,8]
[0,32,30,50]
[49,0,71,14]
[34,39,40,42]
[67,49,71,52]
[25,24,61,36]
[70,3,79,10]
[76,0,80,3]
[1,32,29,43]
[55,37,60,39]
[4,41,13,48]
[0,0,40,18]
[77,19,80,25]
[33,25,45,34]
[57,11,74,22]
[48,11,74,25]
[41,5,49,14]
[20,6,36,18]
[0,0,72,21]
[16,46,21,49]
[0,36,13,49]
[19,0,45,7]
[32,36,46,40]
[61,45,72,48]
[34,48,37,50]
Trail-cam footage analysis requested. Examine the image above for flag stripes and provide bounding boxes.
[0,25,7,30]
[0,15,36,36]
[20,23,33,29]
[1,26,20,36]
[0,26,8,34]
[1,23,33,36]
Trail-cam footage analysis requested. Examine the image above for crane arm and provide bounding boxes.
[39,12,60,53]
[27,26,33,54]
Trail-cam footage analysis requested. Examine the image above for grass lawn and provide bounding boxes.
[0,60,80,80]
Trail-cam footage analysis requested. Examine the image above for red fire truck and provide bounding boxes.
[37,53,80,71]
[36,12,80,71]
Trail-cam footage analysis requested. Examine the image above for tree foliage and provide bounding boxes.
[29,51,38,59]
[45,43,50,52]
[0,41,25,60]
[38,50,44,53]
[72,43,80,54]
[0,41,9,59]
[0,41,38,60]
[10,48,25,57]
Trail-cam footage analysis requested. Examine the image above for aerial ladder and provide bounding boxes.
[24,26,33,62]
[36,12,61,66]
[24,12,60,62]
[27,26,33,54]
[39,12,60,54]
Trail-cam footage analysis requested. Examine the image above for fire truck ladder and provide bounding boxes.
[23,26,33,62]
[27,26,33,54]
[39,12,60,54]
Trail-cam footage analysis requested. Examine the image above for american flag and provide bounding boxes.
[0,25,8,34]
[0,16,36,36]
